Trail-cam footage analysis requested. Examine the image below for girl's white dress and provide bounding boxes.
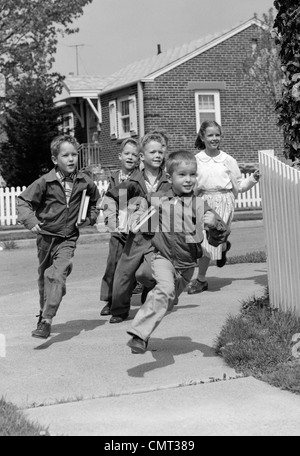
[195,150,257,260]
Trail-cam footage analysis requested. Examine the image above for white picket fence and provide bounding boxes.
[259,151,300,316]
[0,174,261,227]
[0,181,109,226]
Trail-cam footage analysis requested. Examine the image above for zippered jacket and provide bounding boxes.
[17,168,100,238]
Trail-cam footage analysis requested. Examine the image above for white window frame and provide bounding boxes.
[110,95,138,139]
[109,100,117,138]
[117,96,131,139]
[58,112,75,136]
[195,91,221,132]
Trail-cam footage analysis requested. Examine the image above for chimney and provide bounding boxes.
[157,44,162,55]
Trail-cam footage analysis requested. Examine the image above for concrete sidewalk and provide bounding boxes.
[2,254,300,436]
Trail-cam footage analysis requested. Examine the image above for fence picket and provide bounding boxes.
[259,151,300,316]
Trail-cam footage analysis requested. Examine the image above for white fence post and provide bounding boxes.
[259,151,300,316]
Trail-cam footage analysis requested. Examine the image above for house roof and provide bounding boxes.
[55,17,263,104]
[100,17,263,95]
[55,75,108,104]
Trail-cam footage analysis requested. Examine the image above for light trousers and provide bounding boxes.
[128,251,194,342]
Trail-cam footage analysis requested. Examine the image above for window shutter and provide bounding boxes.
[109,100,117,138]
[129,95,138,135]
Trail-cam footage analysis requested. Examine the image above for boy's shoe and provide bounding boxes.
[32,321,51,339]
[109,313,129,324]
[127,336,148,354]
[36,311,43,329]
[100,304,111,316]
[187,279,208,295]
[217,241,231,268]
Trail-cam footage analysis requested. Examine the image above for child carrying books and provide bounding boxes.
[126,150,229,353]
[17,135,100,339]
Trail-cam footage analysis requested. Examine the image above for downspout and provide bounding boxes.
[137,81,145,137]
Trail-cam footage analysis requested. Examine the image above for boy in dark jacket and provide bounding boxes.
[127,150,229,354]
[99,138,140,316]
[17,135,100,339]
[101,132,171,323]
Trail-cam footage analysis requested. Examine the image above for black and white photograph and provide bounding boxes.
[0,0,300,439]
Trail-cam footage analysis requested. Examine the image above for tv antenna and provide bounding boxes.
[68,44,85,75]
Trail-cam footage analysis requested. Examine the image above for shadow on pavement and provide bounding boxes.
[34,319,105,350]
[127,336,216,378]
[204,272,268,292]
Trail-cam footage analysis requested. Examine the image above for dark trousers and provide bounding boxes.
[100,232,127,304]
[37,234,77,320]
[110,232,153,317]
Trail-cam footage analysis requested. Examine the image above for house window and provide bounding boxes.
[195,91,221,132]
[58,112,75,136]
[118,97,130,137]
[109,95,138,139]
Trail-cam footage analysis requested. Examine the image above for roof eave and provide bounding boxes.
[99,79,141,97]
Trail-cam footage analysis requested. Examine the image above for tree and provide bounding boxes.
[0,0,93,81]
[273,0,300,161]
[0,0,93,185]
[0,74,61,187]
[243,9,283,109]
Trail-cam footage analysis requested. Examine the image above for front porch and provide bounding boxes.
[78,143,117,180]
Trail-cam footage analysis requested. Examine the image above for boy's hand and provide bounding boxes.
[31,223,43,234]
[76,218,90,229]
[253,169,261,181]
[204,212,216,229]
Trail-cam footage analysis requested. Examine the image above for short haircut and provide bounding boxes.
[120,137,140,153]
[166,150,197,175]
[140,132,164,151]
[51,135,79,157]
[148,129,169,147]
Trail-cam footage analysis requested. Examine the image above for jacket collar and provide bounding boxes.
[157,188,194,206]
[129,168,168,193]
[44,167,86,183]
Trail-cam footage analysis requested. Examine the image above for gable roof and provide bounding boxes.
[55,75,108,104]
[100,17,263,95]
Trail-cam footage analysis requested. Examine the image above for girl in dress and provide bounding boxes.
[188,120,260,294]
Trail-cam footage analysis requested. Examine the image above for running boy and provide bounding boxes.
[17,135,100,339]
[99,138,140,316]
[126,150,229,354]
[102,132,171,323]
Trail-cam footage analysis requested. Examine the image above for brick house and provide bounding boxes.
[58,18,284,173]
